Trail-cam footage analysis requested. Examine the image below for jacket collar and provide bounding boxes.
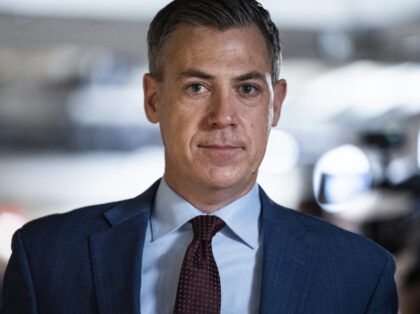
[89,179,160,314]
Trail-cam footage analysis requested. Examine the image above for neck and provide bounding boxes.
[163,175,256,214]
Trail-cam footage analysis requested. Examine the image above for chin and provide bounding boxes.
[199,170,251,191]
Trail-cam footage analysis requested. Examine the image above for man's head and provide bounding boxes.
[147,0,282,83]
[144,0,287,211]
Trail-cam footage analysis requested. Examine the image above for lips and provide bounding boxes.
[196,135,246,161]
[197,137,246,150]
[198,144,242,149]
[197,141,246,151]
[197,143,245,162]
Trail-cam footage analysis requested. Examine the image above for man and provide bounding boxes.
[1,0,398,313]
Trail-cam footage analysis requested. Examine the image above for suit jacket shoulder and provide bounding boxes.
[259,187,398,313]
[1,180,159,314]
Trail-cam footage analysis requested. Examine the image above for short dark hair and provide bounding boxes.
[147,0,282,82]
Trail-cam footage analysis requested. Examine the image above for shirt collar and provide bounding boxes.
[151,178,261,249]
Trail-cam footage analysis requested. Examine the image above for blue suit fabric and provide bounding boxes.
[1,180,398,313]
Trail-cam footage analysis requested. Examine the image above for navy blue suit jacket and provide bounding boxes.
[1,180,398,313]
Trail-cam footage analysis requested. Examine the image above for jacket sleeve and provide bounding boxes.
[0,230,38,314]
[365,254,398,314]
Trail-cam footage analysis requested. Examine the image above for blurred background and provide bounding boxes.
[0,0,419,312]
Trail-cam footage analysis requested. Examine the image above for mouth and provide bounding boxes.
[198,144,244,150]
[197,144,245,160]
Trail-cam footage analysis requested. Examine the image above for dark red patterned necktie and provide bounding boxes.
[174,215,225,314]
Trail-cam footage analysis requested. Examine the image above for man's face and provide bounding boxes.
[144,24,286,197]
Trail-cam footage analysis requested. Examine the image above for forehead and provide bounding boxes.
[162,24,272,77]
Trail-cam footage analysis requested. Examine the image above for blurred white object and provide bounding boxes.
[0,207,27,260]
[260,129,300,174]
[313,144,373,213]
[387,157,415,185]
[0,147,165,219]
[67,67,152,128]
[418,127,420,169]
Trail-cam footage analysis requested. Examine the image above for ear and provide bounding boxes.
[143,73,161,124]
[271,78,287,127]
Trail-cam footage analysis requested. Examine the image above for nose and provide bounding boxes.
[207,89,238,129]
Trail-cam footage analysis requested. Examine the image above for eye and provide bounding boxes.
[239,84,259,95]
[187,83,206,94]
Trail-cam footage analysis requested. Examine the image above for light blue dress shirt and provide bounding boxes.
[140,178,263,314]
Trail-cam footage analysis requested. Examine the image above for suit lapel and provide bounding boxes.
[89,180,160,314]
[259,188,319,314]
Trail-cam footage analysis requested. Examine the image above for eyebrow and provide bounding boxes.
[176,69,267,84]
[176,69,214,80]
[233,71,267,83]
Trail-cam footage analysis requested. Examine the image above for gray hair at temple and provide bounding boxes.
[147,0,282,83]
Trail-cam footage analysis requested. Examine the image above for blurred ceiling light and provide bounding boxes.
[313,144,373,213]
[260,129,300,174]
[0,206,27,260]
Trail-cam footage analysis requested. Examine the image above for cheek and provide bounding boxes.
[163,108,198,152]
[248,111,271,154]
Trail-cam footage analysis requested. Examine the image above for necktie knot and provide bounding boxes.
[190,215,225,241]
